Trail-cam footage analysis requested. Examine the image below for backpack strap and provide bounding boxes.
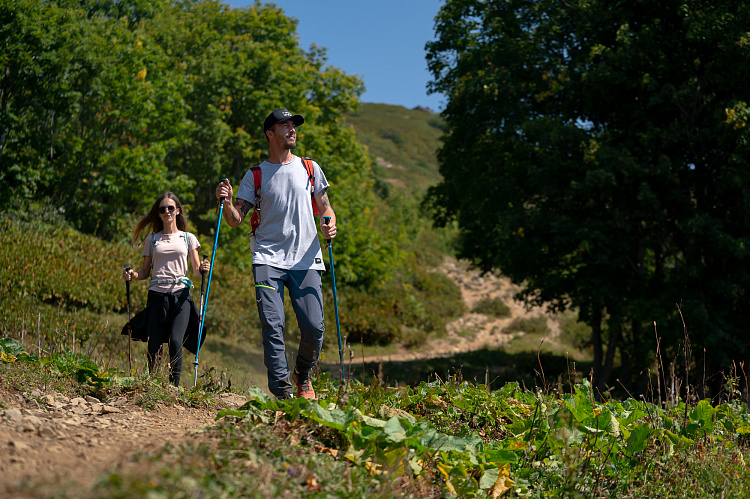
[301,157,319,215]
[251,166,262,200]
[249,165,262,235]
[248,158,318,237]
[150,234,155,270]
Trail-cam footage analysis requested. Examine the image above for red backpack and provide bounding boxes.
[249,157,319,235]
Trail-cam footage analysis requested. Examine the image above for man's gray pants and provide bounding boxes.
[252,264,325,398]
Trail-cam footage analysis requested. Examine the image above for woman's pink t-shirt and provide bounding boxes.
[143,232,200,292]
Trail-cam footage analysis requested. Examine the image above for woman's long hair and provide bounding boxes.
[132,191,187,246]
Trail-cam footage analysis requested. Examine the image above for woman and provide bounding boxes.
[122,191,210,387]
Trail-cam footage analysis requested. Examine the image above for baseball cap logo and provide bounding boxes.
[263,108,305,132]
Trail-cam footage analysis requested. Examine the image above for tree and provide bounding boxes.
[0,0,407,286]
[142,0,403,286]
[1,0,189,235]
[426,0,750,394]
[0,0,70,203]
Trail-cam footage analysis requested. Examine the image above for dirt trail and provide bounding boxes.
[357,258,560,364]
[0,388,247,495]
[0,257,553,494]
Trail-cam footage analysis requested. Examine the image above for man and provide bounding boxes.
[215,108,337,400]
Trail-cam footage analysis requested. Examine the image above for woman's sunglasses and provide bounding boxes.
[158,205,177,214]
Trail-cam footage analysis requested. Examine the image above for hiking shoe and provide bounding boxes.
[292,370,315,399]
[276,392,294,401]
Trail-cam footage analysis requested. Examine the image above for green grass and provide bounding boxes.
[350,346,592,392]
[0,337,225,410]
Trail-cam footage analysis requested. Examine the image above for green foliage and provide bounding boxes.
[1,0,193,236]
[337,287,402,345]
[557,309,594,350]
[427,0,750,392]
[0,214,257,350]
[2,337,115,388]
[1,209,461,362]
[215,378,750,497]
[336,266,464,347]
[5,341,750,497]
[1,215,131,313]
[0,0,407,289]
[472,297,511,318]
[0,337,37,364]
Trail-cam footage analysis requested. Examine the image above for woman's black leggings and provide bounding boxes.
[146,288,191,386]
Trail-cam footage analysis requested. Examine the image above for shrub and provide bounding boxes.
[472,297,512,318]
[379,128,404,145]
[409,267,466,332]
[334,267,465,346]
[502,316,548,335]
[557,310,593,349]
[0,212,463,360]
[336,287,402,345]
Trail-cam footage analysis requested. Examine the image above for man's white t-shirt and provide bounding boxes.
[236,156,329,271]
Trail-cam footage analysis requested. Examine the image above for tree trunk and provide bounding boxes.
[599,319,621,395]
[590,306,603,390]
[631,320,651,396]
[0,63,10,159]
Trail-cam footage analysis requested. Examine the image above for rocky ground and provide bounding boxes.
[0,388,247,496]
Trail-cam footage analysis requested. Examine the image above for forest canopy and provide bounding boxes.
[426,0,750,392]
[0,0,403,286]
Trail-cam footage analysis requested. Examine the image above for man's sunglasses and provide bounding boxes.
[159,205,177,214]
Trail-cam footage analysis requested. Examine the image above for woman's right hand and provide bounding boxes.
[215,179,233,203]
[122,268,137,281]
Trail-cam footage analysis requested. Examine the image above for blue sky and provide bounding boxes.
[225,1,445,111]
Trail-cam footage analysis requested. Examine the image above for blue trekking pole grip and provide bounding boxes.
[193,179,227,387]
[324,216,344,383]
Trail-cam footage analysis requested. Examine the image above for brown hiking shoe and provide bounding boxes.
[292,370,315,399]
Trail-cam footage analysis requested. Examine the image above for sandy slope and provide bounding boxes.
[357,257,560,364]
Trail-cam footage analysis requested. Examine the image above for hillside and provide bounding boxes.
[345,103,445,194]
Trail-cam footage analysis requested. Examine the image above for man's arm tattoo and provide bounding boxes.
[229,207,240,224]
[228,199,243,224]
[319,193,331,210]
[237,199,253,219]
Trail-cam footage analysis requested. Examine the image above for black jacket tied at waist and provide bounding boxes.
[121,289,206,355]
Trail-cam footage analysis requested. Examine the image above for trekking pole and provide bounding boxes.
[123,264,133,374]
[323,216,344,383]
[193,183,225,387]
[199,254,208,320]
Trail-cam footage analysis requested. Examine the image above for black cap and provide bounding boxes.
[263,108,304,132]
